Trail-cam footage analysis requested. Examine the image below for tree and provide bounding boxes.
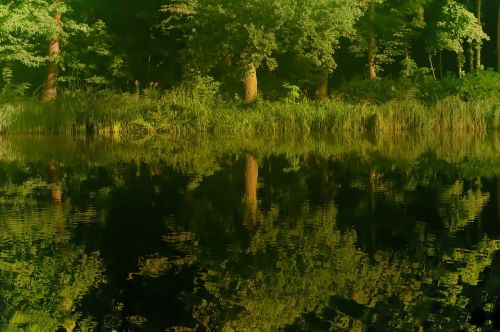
[0,0,113,101]
[475,0,482,69]
[283,0,365,99]
[41,0,114,100]
[425,0,489,77]
[243,154,258,225]
[162,0,287,103]
[351,0,427,80]
[0,1,54,68]
[42,0,63,101]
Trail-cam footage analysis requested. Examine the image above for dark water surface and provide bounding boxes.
[1,133,500,331]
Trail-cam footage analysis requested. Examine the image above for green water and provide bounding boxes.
[0,133,499,331]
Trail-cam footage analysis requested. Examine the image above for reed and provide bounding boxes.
[1,90,498,135]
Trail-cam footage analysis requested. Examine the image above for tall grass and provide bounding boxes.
[0,88,498,135]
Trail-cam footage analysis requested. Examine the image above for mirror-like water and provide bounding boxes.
[0,133,499,331]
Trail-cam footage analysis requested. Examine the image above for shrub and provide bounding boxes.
[282,83,301,103]
[337,78,416,104]
[181,73,222,105]
[458,70,500,101]
[416,75,460,104]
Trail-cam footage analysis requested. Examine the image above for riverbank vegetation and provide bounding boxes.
[0,0,499,134]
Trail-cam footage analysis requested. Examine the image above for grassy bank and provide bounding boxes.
[0,88,498,135]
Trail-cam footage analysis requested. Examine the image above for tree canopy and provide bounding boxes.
[0,0,497,102]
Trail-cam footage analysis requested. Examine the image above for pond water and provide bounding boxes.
[0,133,500,331]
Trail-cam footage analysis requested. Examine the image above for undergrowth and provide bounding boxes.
[0,71,498,135]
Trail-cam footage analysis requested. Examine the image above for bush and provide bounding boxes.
[337,78,417,104]
[458,70,500,101]
[416,75,460,104]
[181,73,222,105]
[1,67,30,98]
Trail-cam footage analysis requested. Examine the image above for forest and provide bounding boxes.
[0,0,499,134]
[2,2,500,331]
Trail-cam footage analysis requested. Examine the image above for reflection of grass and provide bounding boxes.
[3,131,500,178]
[1,91,498,134]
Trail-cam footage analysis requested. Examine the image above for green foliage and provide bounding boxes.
[0,0,52,67]
[2,90,499,135]
[0,103,19,133]
[414,74,460,102]
[338,69,500,107]
[281,83,301,103]
[1,68,31,97]
[458,70,500,101]
[338,78,420,103]
[350,0,428,74]
[59,19,124,89]
[162,0,284,75]
[400,57,419,78]
[0,0,121,94]
[0,0,497,130]
[424,0,489,74]
[283,0,366,72]
[0,176,105,331]
[181,73,222,105]
[435,0,488,54]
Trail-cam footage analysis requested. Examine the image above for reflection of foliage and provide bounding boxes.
[0,249,104,331]
[2,131,500,181]
[194,197,499,331]
[0,133,499,330]
[132,255,169,279]
[0,178,105,331]
[423,238,500,331]
[196,203,365,331]
[438,180,489,233]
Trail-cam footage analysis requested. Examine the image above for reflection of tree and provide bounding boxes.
[0,175,105,332]
[193,195,499,331]
[1,134,499,330]
[197,203,360,331]
[438,180,489,233]
[243,154,258,226]
[498,177,500,223]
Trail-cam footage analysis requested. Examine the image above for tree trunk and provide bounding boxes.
[49,161,62,204]
[243,64,258,103]
[369,169,377,212]
[42,4,61,102]
[369,168,377,249]
[439,51,444,78]
[428,53,436,80]
[468,43,475,73]
[52,186,62,203]
[243,154,258,226]
[368,1,377,80]
[457,52,465,77]
[316,69,329,100]
[475,0,482,70]
[369,34,376,80]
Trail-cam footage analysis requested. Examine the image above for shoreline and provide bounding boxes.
[1,93,498,135]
